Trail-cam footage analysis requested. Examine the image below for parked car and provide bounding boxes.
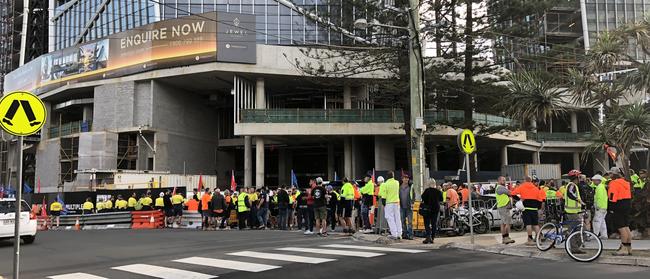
[0,198,37,244]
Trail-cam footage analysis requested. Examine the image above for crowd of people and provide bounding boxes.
[46,166,646,254]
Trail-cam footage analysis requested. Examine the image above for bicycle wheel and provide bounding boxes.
[536,222,557,251]
[455,217,466,236]
[511,212,525,232]
[565,230,602,262]
[474,214,490,234]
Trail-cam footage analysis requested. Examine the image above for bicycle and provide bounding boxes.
[535,211,602,262]
[457,205,490,235]
[510,207,525,232]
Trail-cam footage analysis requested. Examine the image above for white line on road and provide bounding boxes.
[227,251,336,264]
[275,247,384,258]
[48,273,108,279]
[320,244,427,253]
[111,264,216,279]
[174,256,280,272]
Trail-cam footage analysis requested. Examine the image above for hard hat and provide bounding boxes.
[159,192,165,197]
[591,174,604,181]
[567,169,582,177]
[377,176,385,183]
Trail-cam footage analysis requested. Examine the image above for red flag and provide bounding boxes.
[41,197,47,217]
[230,170,237,192]
[371,168,376,184]
[37,177,41,194]
[198,174,204,192]
[172,186,177,195]
[604,144,618,161]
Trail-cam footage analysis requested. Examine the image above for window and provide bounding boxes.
[163,0,176,19]
[190,0,202,14]
[204,0,216,12]
[217,0,228,12]
[267,0,279,44]
[279,5,291,44]
[228,0,241,13]
[177,0,190,16]
[291,10,304,44]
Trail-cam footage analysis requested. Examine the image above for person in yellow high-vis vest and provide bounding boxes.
[565,170,585,254]
[237,188,250,230]
[495,176,515,244]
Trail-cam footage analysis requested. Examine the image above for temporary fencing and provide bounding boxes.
[53,211,133,230]
[131,210,164,229]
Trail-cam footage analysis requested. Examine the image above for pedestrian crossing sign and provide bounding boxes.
[458,129,476,154]
[0,91,46,136]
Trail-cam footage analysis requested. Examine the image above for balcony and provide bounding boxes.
[526,132,592,142]
[49,120,92,138]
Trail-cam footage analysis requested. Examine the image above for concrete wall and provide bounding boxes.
[35,138,61,193]
[151,81,218,175]
[93,81,153,131]
[76,132,119,187]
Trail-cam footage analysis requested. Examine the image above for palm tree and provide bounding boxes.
[502,71,567,132]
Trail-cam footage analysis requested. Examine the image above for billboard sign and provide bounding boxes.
[4,12,256,94]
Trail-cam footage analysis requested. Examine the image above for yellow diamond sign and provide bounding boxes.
[458,129,476,154]
[0,91,46,136]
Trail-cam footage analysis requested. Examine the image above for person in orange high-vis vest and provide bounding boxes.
[608,167,633,256]
[186,196,199,211]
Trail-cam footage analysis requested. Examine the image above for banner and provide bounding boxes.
[4,12,256,93]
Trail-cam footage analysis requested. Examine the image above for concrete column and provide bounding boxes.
[501,146,508,167]
[327,143,335,181]
[244,136,252,187]
[532,151,541,164]
[343,85,352,109]
[374,136,395,171]
[570,111,578,133]
[572,152,581,171]
[256,137,265,188]
[429,144,438,171]
[82,105,93,122]
[344,137,352,179]
[255,78,266,109]
[278,149,287,185]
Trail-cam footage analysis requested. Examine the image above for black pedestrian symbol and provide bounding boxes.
[463,134,474,149]
[3,100,41,127]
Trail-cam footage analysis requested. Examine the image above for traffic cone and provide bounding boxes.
[74,217,80,231]
[150,213,155,228]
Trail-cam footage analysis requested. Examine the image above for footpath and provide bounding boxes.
[353,231,650,267]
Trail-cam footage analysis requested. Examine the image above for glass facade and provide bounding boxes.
[585,0,650,61]
[53,0,365,50]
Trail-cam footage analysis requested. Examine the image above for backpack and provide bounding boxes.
[578,182,594,209]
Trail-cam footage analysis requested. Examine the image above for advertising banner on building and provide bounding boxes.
[4,12,256,94]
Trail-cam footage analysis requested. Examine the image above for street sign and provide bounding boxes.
[458,129,476,154]
[0,91,46,136]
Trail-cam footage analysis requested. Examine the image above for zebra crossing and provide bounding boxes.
[47,244,428,279]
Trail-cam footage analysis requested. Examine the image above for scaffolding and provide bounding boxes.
[60,136,79,183]
[117,133,138,170]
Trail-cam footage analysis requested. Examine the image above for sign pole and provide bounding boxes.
[13,135,23,279]
[466,153,474,245]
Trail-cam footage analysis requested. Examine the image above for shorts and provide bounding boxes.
[202,210,212,218]
[612,199,631,229]
[522,209,539,226]
[497,207,511,225]
[173,204,183,216]
[341,200,353,218]
[314,206,327,220]
[164,208,174,217]
[51,211,61,216]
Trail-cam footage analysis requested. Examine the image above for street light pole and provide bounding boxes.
[407,0,425,200]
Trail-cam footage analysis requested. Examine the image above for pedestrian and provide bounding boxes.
[211,188,225,230]
[171,192,185,226]
[459,184,469,206]
[340,178,356,235]
[511,176,546,246]
[288,187,298,230]
[141,192,153,211]
[127,193,137,211]
[326,185,339,231]
[257,187,270,229]
[399,174,414,240]
[82,197,94,215]
[221,190,233,229]
[276,186,290,230]
[563,170,587,254]
[495,176,515,244]
[237,187,251,230]
[296,187,309,232]
[446,184,459,209]
[360,175,374,233]
[380,171,401,240]
[163,190,173,228]
[49,199,63,228]
[115,195,127,211]
[420,178,442,244]
[312,177,328,236]
[96,198,104,213]
[608,167,633,256]
[591,174,608,239]
[200,188,212,230]
[155,192,165,211]
[306,181,316,234]
[248,188,259,228]
[104,196,113,212]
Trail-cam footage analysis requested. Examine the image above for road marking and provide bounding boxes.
[174,256,280,272]
[320,244,427,253]
[111,264,215,279]
[48,273,108,279]
[228,251,336,264]
[276,247,384,258]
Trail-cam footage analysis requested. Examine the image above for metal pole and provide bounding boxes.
[466,153,474,244]
[13,136,24,279]
[408,0,424,201]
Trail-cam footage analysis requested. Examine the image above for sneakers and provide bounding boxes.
[362,229,373,234]
[304,230,314,235]
[502,237,515,245]
[422,237,433,244]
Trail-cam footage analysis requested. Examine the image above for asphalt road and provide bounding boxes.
[0,229,648,279]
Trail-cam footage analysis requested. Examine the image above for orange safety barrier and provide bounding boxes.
[131,210,164,229]
[37,216,50,231]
